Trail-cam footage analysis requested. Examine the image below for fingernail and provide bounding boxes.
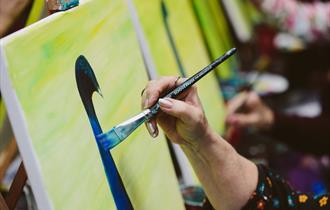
[146,122,158,138]
[159,98,172,109]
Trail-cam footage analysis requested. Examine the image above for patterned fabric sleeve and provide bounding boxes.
[242,164,330,210]
[201,164,329,210]
[258,0,330,42]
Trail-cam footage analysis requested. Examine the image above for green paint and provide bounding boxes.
[133,0,226,134]
[1,0,184,209]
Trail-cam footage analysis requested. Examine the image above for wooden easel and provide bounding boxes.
[0,103,28,210]
[0,0,44,208]
[0,136,27,210]
[0,102,28,210]
[0,162,27,210]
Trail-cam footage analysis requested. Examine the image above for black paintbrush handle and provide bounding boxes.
[149,48,237,115]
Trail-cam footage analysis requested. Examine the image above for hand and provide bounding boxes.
[141,76,212,150]
[142,78,259,210]
[226,91,274,129]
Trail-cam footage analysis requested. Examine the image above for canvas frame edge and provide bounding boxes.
[0,45,54,210]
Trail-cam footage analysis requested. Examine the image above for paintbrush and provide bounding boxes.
[97,48,237,150]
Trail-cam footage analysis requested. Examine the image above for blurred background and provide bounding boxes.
[0,0,329,209]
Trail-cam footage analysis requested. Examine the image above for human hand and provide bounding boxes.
[226,91,274,129]
[141,76,213,150]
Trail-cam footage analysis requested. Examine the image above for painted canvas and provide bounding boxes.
[220,0,261,43]
[131,0,227,187]
[191,0,237,79]
[132,0,226,135]
[0,0,185,209]
[191,0,241,100]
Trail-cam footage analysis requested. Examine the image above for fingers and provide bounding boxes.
[141,76,180,109]
[158,98,201,124]
[226,113,259,128]
[142,76,179,138]
[141,76,201,138]
[244,92,261,107]
[226,91,248,116]
[145,119,159,138]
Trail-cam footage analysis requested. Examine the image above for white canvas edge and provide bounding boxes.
[0,46,53,210]
[0,0,92,45]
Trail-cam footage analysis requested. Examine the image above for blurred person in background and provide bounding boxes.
[226,73,330,155]
[225,0,330,156]
[225,0,330,200]
[225,0,330,202]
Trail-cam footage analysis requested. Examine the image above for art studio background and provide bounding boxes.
[0,0,329,209]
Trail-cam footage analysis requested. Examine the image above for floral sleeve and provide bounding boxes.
[258,0,330,42]
[242,165,330,210]
[202,164,329,210]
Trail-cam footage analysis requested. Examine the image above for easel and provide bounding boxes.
[0,116,28,210]
[0,161,27,210]
[0,0,46,208]
[0,94,28,210]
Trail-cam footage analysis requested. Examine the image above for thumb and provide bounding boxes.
[158,98,197,123]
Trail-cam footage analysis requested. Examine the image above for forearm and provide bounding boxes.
[181,129,258,210]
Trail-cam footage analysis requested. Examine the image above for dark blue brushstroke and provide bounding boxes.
[75,55,134,210]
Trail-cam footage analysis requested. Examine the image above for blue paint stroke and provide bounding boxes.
[97,109,152,150]
[59,0,79,11]
[75,55,133,210]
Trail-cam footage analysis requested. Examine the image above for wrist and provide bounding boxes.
[182,127,235,165]
[181,125,219,152]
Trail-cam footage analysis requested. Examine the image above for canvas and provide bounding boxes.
[0,0,185,209]
[191,0,241,100]
[132,0,226,136]
[131,0,227,187]
[191,0,237,79]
